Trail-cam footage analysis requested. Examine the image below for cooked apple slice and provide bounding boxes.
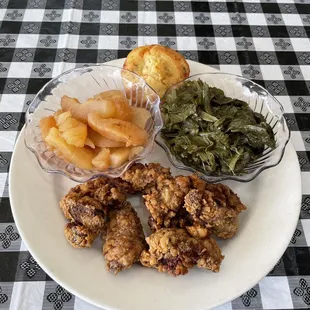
[45,127,93,170]
[128,146,144,160]
[92,148,111,170]
[88,112,148,147]
[131,107,151,129]
[58,115,79,132]
[56,111,87,147]
[53,109,64,121]
[61,95,116,123]
[61,123,87,148]
[40,115,56,141]
[94,90,132,121]
[88,127,125,148]
[56,111,71,127]
[110,147,131,168]
[85,137,95,149]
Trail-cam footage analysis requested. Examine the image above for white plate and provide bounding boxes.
[9,59,301,310]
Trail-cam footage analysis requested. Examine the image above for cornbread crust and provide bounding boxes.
[123,45,190,98]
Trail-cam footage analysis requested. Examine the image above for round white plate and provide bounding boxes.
[10,59,301,310]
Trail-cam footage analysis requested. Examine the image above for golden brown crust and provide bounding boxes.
[103,201,146,274]
[118,164,246,240]
[59,163,246,277]
[204,183,247,213]
[185,224,209,239]
[109,178,140,195]
[168,207,209,239]
[60,195,107,231]
[189,175,247,213]
[64,222,99,248]
[140,228,224,276]
[123,45,190,98]
[143,175,191,231]
[59,177,126,231]
[184,187,246,239]
[120,163,171,192]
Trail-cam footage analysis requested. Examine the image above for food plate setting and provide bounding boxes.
[9,46,301,310]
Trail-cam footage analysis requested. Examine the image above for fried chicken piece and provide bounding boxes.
[109,178,139,195]
[190,175,246,213]
[189,174,208,191]
[73,177,127,206]
[143,175,191,231]
[185,223,209,239]
[60,195,106,231]
[168,207,210,239]
[64,222,99,248]
[120,163,171,192]
[140,228,223,276]
[184,187,246,239]
[204,183,247,214]
[103,201,146,274]
[59,177,126,231]
[145,172,245,239]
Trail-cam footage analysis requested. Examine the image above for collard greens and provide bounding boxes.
[161,80,276,175]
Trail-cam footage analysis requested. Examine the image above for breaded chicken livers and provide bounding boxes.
[59,177,126,231]
[64,222,99,248]
[140,228,224,276]
[120,163,171,193]
[184,186,246,239]
[103,201,146,274]
[143,175,191,231]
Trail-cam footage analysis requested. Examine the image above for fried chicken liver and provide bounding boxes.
[103,201,146,274]
[184,185,246,239]
[59,177,126,231]
[140,228,224,276]
[143,175,191,231]
[120,163,171,192]
[64,222,99,248]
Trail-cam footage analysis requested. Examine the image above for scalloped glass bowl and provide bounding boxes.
[156,73,290,183]
[24,65,162,183]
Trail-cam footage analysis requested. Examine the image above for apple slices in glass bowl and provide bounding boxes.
[24,65,162,182]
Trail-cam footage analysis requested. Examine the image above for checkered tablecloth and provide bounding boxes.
[0,0,310,309]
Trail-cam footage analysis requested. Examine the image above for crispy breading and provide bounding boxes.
[189,175,246,213]
[103,201,146,274]
[59,177,126,231]
[184,187,246,239]
[140,228,224,276]
[143,175,191,231]
[185,223,209,239]
[60,195,106,231]
[120,163,171,192]
[204,183,247,214]
[109,178,140,195]
[189,174,208,191]
[168,207,209,239]
[64,222,99,248]
[123,164,246,239]
[58,163,246,278]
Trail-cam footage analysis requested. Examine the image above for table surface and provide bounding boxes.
[0,0,310,309]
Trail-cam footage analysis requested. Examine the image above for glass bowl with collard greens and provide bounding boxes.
[156,73,290,182]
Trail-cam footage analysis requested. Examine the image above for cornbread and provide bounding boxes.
[123,44,190,98]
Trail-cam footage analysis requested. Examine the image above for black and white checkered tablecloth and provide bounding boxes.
[0,0,310,309]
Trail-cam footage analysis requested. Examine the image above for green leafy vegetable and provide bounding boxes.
[199,111,218,123]
[161,79,276,175]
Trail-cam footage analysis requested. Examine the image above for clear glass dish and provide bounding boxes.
[24,65,162,183]
[156,73,290,183]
